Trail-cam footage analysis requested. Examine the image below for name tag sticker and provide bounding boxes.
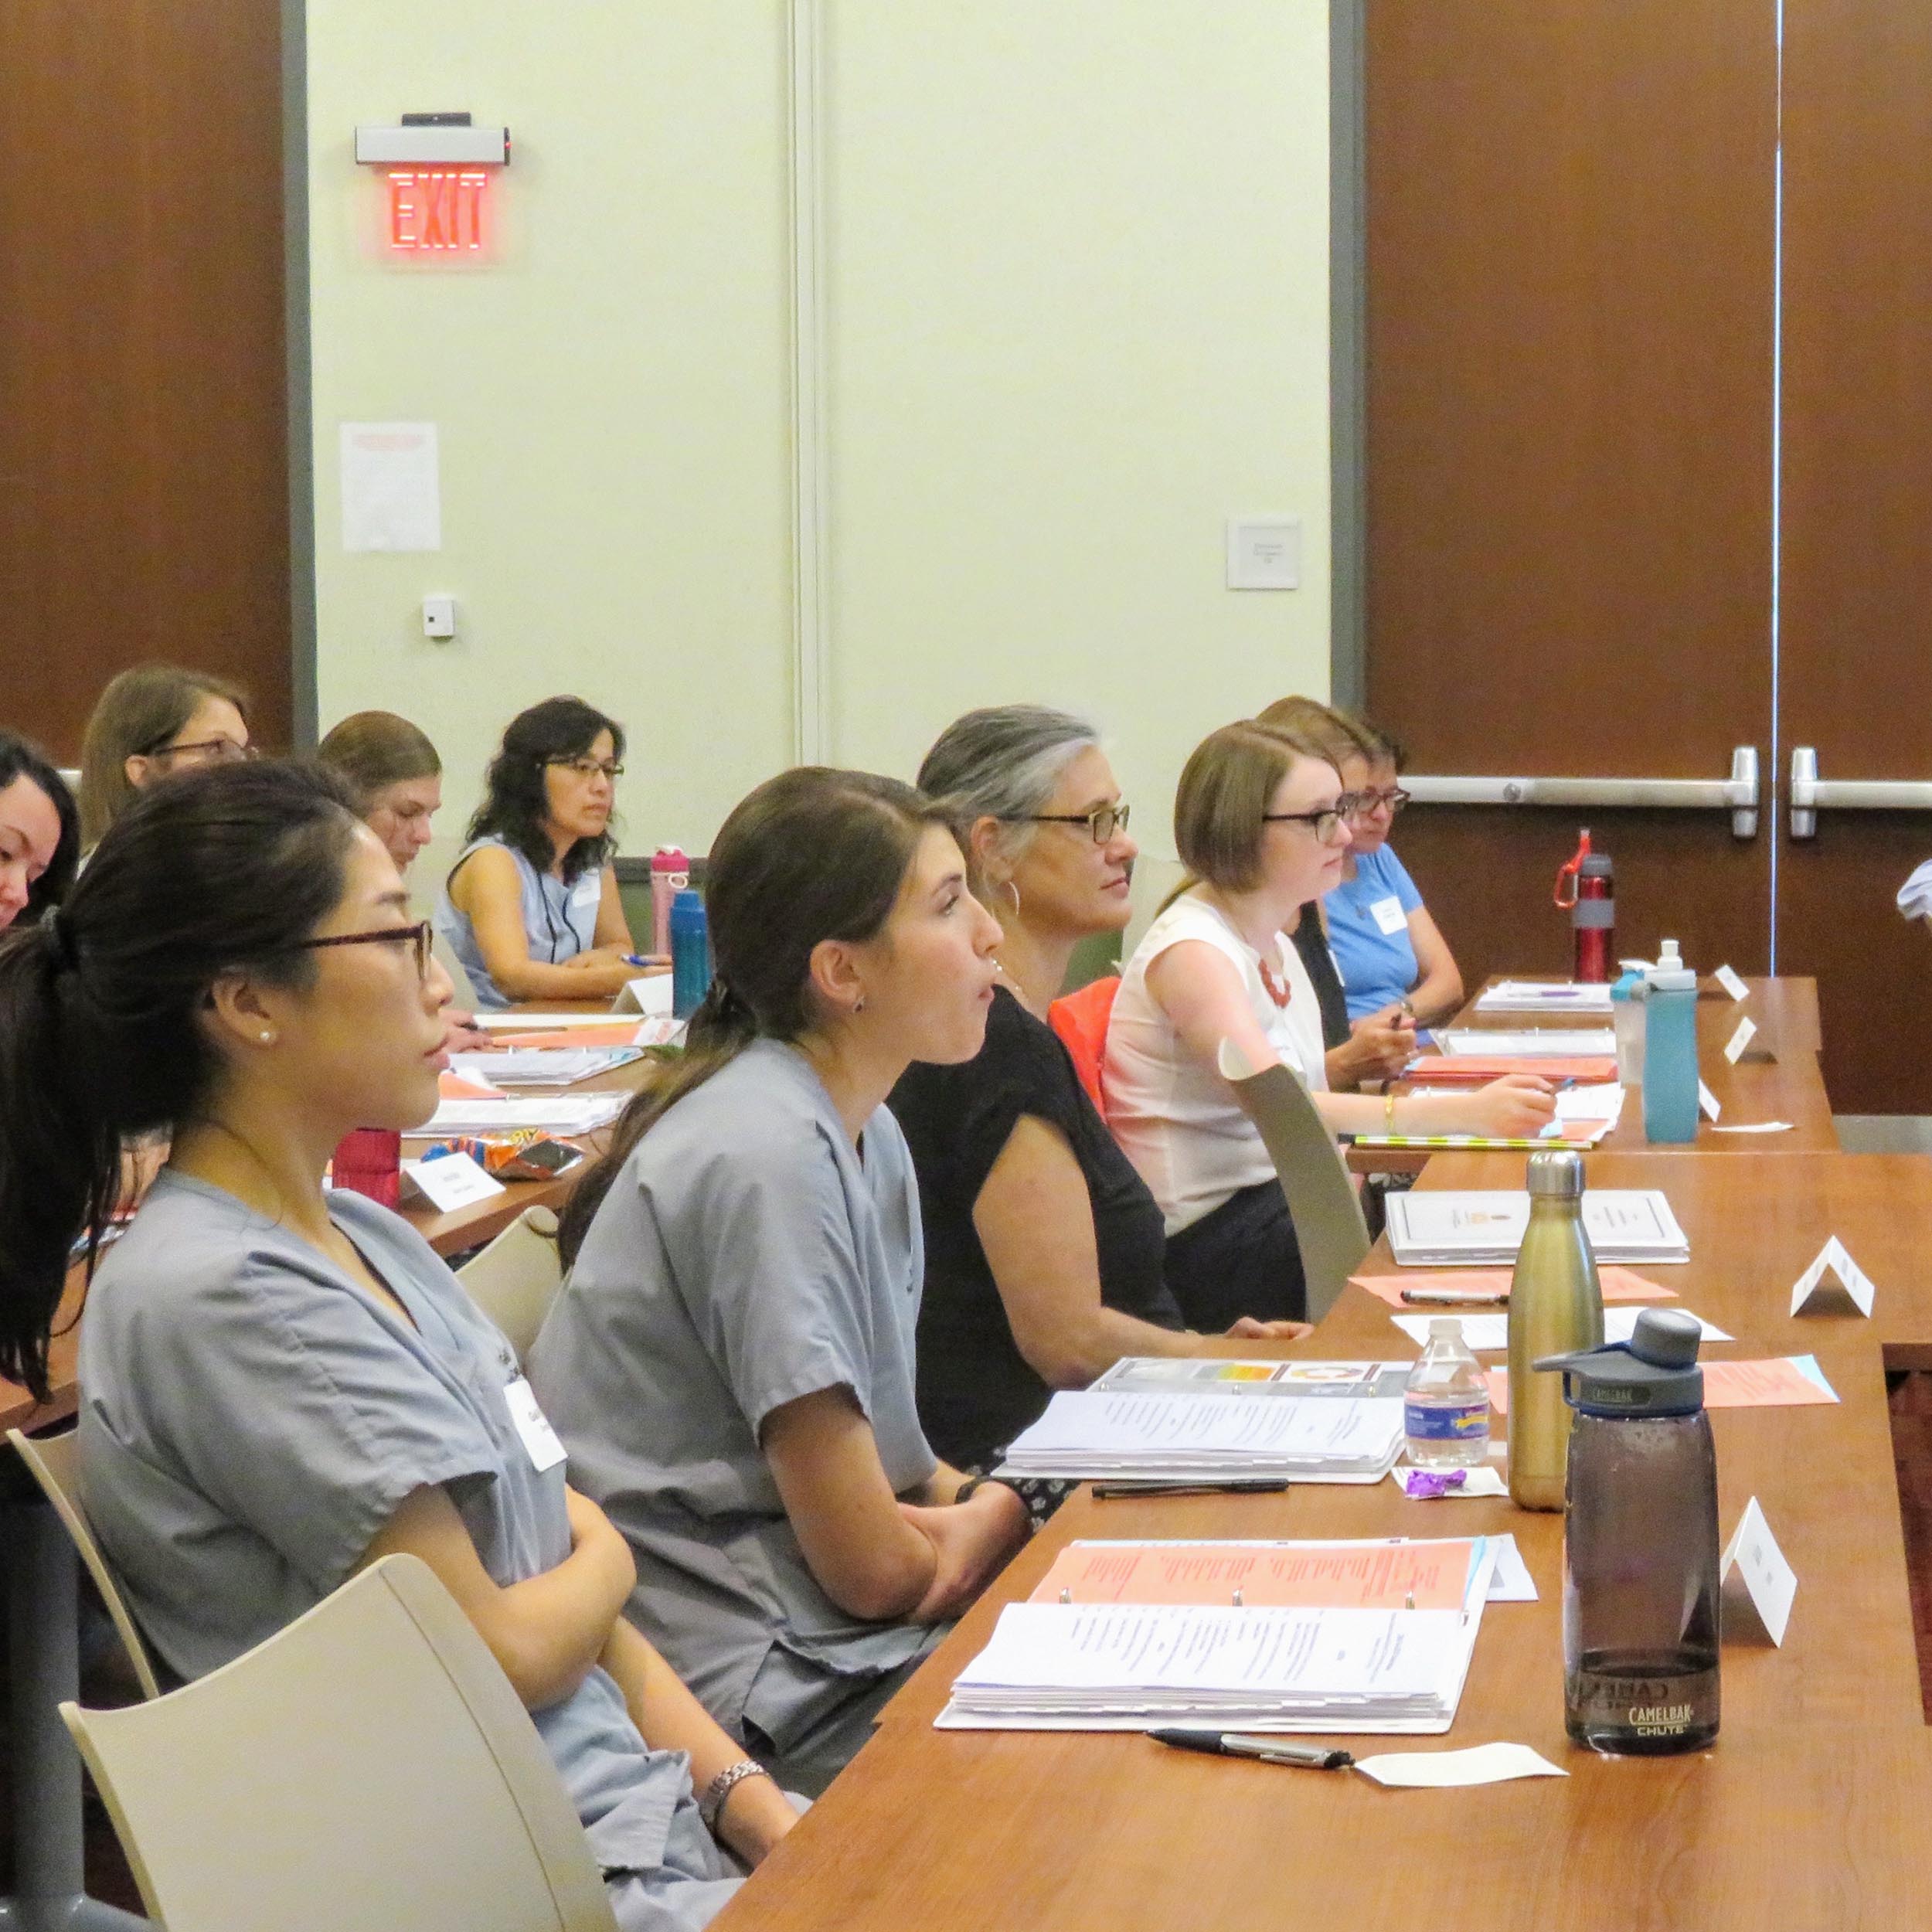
[1713,963,1750,1003]
[570,874,600,909]
[505,1376,568,1472]
[1369,896,1408,937]
[1723,1016,1758,1065]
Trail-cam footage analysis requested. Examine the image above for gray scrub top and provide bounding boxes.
[528,1039,943,1752]
[77,1170,733,1911]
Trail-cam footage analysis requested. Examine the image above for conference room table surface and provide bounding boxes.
[1348,975,1835,1175]
[714,1147,1932,1930]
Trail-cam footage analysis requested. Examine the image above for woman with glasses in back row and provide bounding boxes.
[78,664,254,850]
[1259,696,1465,1029]
[437,696,661,1008]
[1104,719,1553,1330]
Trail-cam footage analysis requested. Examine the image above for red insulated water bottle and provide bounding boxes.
[1554,831,1614,982]
[332,1128,403,1209]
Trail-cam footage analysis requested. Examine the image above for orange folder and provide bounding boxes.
[1405,1056,1619,1085]
[1028,1539,1478,1612]
[1485,1356,1835,1413]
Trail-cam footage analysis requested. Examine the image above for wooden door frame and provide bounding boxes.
[1330,0,1367,713]
[282,0,318,749]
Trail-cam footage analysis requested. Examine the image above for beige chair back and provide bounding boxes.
[8,1426,163,1700]
[62,1553,618,1932]
[1217,1039,1370,1322]
[457,1204,564,1360]
[431,921,481,1007]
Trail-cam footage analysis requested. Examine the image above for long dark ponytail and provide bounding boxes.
[0,760,362,1400]
[556,766,954,1267]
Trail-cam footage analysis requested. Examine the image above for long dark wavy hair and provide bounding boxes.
[0,760,360,1400]
[556,766,954,1266]
[464,696,625,884]
[0,732,81,924]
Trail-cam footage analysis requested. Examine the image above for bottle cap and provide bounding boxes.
[1525,1148,1585,1199]
[1534,1308,1705,1417]
[652,845,689,868]
[1428,1318,1465,1343]
[670,888,704,913]
[1658,939,1682,965]
[1645,965,1697,993]
[1580,854,1614,879]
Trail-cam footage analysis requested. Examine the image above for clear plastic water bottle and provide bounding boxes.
[1403,1318,1491,1468]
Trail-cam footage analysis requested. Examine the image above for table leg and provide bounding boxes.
[0,1499,148,1932]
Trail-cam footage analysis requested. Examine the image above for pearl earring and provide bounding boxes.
[258,1031,276,1046]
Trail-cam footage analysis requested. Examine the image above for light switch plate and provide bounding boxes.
[1226,517,1301,590]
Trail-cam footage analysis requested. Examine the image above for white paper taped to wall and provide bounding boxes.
[340,421,441,552]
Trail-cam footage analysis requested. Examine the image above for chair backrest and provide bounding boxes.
[1216,1039,1370,1323]
[431,921,481,1008]
[62,1553,618,1932]
[457,1204,564,1360]
[8,1426,163,1700]
[1047,975,1121,1114]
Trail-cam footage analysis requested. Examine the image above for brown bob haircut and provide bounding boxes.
[1172,719,1339,895]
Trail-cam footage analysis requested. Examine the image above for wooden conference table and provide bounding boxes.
[716,1163,1932,1927]
[1348,975,1837,1175]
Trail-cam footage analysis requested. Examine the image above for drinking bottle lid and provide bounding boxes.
[1579,854,1614,879]
[1533,1308,1704,1417]
[652,846,689,866]
[1428,1318,1464,1342]
[671,888,704,912]
[1658,939,1681,964]
[1525,1148,1586,1198]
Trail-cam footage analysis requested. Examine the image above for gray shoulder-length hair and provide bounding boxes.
[917,704,1101,890]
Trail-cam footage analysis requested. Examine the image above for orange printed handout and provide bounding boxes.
[1028,1539,1478,1612]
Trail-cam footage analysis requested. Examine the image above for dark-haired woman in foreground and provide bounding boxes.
[530,767,1031,1795]
[0,730,79,932]
[437,696,652,1006]
[0,761,792,1926]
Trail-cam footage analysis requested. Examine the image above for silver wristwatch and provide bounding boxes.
[699,1758,769,1833]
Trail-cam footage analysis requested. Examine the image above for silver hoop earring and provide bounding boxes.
[1001,879,1022,918]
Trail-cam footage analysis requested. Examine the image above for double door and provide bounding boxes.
[1364,0,1932,1114]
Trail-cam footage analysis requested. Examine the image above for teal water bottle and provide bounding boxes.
[1641,946,1699,1143]
[669,888,712,1020]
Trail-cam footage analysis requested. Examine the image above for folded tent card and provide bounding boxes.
[1719,1497,1797,1646]
[1789,1236,1876,1317]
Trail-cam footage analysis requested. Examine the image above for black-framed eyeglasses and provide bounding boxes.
[1015,801,1131,845]
[1346,786,1411,818]
[1263,801,1355,844]
[148,737,257,767]
[545,757,624,781]
[287,920,433,978]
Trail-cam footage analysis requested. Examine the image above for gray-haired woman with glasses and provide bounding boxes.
[437,695,659,1007]
[889,706,1308,1480]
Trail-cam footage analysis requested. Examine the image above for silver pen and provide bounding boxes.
[1149,1728,1354,1770]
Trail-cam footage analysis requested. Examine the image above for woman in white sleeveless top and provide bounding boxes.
[437,696,660,1008]
[1105,719,1553,1329]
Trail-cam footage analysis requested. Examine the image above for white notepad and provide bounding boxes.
[1386,1189,1690,1267]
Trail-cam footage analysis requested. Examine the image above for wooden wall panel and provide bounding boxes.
[0,0,291,762]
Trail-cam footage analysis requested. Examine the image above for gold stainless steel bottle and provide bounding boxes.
[1507,1149,1605,1510]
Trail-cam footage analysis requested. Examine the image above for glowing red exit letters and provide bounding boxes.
[386,168,489,253]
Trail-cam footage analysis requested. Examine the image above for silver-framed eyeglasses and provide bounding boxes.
[546,757,624,781]
[1346,786,1411,818]
[1015,801,1131,844]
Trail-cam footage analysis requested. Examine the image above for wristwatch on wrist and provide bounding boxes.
[699,1758,769,1834]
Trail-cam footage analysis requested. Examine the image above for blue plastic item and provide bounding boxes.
[669,888,712,1020]
[1640,961,1699,1142]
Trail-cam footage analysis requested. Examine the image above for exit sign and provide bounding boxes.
[386,167,489,253]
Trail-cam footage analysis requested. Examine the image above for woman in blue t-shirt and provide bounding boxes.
[1260,699,1464,1028]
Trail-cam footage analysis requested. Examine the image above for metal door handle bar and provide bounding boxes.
[1789,747,1932,838]
[1403,748,1760,838]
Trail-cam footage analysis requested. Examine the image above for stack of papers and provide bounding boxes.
[1386,1190,1690,1267]
[420,1092,631,1136]
[938,1538,1499,1733]
[449,1047,642,1087]
[1353,1084,1626,1152]
[1437,1029,1618,1058]
[996,1361,1413,1485]
[1475,981,1616,1015]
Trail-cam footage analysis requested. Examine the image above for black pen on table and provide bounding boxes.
[1091,1479,1291,1500]
[1151,1729,1354,1770]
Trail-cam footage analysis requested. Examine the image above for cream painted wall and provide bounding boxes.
[304,2,1330,869]
[824,2,1332,857]
[305,1,797,872]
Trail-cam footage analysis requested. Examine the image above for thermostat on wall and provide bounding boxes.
[355,114,510,167]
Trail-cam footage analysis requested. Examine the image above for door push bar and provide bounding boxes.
[1788,748,1932,838]
[1403,747,1760,839]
